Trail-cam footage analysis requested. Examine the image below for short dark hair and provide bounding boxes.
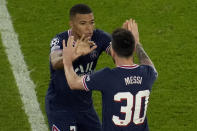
[112,28,135,58]
[69,4,92,19]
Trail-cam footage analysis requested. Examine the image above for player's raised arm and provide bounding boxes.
[62,36,97,90]
[62,36,84,90]
[125,19,157,72]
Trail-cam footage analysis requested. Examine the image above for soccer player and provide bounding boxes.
[62,19,158,131]
[45,4,111,131]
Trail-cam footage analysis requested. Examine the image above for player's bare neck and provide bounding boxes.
[115,57,134,67]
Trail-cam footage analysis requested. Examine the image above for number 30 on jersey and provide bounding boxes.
[112,90,150,126]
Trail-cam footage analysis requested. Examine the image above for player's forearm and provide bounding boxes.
[63,62,84,90]
[136,43,156,71]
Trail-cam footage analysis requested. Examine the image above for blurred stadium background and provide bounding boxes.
[0,0,197,130]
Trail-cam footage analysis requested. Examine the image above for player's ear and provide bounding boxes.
[111,47,115,58]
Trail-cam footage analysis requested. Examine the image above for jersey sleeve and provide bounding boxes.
[50,35,63,53]
[141,65,158,82]
[82,68,110,92]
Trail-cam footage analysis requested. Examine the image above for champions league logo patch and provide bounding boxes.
[90,50,98,59]
[50,37,59,48]
[51,37,60,51]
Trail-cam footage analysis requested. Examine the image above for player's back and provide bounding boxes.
[100,64,157,131]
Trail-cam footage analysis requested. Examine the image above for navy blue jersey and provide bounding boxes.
[82,64,157,131]
[46,29,111,111]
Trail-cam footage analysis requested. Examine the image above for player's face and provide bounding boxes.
[70,13,95,40]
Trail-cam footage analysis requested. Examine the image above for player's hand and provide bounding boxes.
[75,34,97,56]
[122,18,140,45]
[122,20,129,30]
[62,35,97,64]
[62,36,77,65]
[127,18,140,45]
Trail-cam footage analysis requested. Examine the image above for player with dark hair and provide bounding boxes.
[45,3,111,131]
[69,4,92,19]
[62,19,158,131]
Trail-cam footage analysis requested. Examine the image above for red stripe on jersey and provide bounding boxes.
[52,124,60,131]
[82,75,89,91]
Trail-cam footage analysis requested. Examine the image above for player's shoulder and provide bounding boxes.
[93,67,112,77]
[55,30,69,39]
[98,67,111,73]
[139,65,155,71]
[93,29,111,39]
[139,65,153,69]
[50,31,68,51]
[93,29,108,35]
[101,67,111,72]
[139,65,158,78]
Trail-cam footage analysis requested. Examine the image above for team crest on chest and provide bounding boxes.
[90,50,98,59]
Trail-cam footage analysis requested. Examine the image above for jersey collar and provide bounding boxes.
[117,64,139,69]
[68,29,76,45]
[68,29,72,36]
